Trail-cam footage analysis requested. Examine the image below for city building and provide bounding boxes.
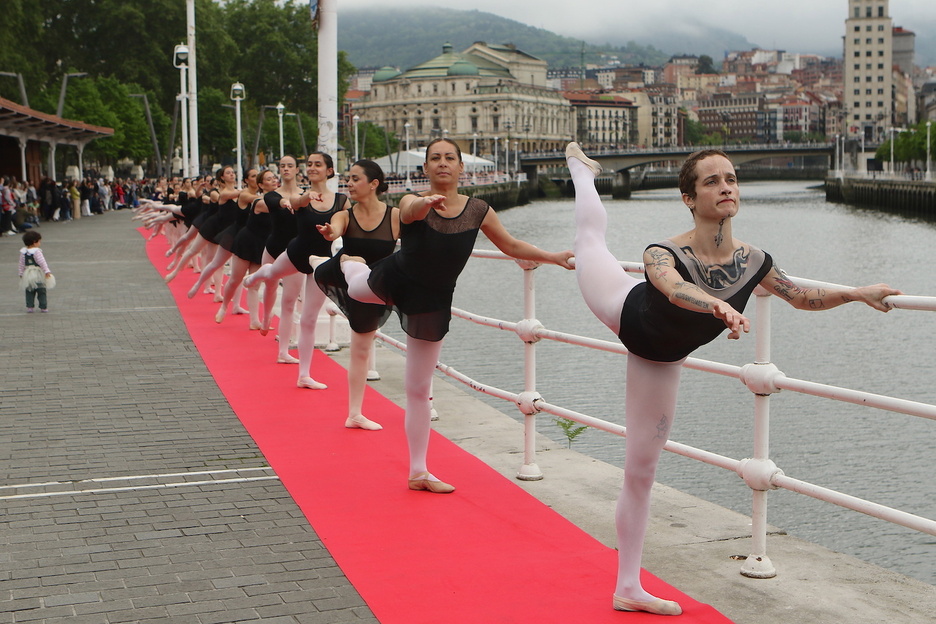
[351,42,572,162]
[843,0,895,143]
[562,91,639,149]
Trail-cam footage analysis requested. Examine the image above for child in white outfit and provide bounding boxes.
[18,230,54,312]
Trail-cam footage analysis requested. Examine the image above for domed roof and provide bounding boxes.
[447,60,480,76]
[372,66,401,82]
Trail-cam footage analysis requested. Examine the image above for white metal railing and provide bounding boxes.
[370,249,936,579]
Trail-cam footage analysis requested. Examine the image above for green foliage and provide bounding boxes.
[554,417,587,449]
[338,7,668,70]
[876,121,935,167]
[0,0,356,174]
[345,121,399,160]
[696,55,719,75]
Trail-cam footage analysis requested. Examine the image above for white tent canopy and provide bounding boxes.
[369,148,495,175]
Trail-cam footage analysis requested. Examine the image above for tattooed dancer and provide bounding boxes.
[340,138,573,493]
[565,143,901,616]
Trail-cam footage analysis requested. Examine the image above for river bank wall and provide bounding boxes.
[825,176,936,218]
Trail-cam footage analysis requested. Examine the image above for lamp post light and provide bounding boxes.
[514,140,519,178]
[230,82,245,188]
[404,122,411,190]
[352,114,360,162]
[472,132,478,184]
[173,44,190,176]
[0,72,29,108]
[276,102,285,160]
[494,136,499,177]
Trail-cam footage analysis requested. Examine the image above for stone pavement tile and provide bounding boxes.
[0,213,376,623]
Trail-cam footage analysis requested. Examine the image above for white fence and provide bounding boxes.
[368,250,936,579]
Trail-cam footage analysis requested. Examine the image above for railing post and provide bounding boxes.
[740,290,779,578]
[517,264,543,480]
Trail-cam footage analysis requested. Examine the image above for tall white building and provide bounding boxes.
[843,0,894,143]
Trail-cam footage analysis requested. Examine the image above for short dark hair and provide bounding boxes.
[678,149,731,199]
[22,230,41,246]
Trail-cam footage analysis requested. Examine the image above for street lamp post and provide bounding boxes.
[494,136,499,177]
[0,72,28,107]
[353,114,360,162]
[472,132,478,184]
[57,72,87,118]
[927,121,932,181]
[173,44,190,176]
[230,83,245,188]
[404,122,411,190]
[276,102,285,160]
[514,140,519,178]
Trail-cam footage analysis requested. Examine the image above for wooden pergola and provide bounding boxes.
[0,95,113,182]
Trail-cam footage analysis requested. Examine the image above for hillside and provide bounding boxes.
[337,7,673,71]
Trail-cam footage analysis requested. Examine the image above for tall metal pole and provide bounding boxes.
[276,102,285,159]
[317,0,339,190]
[179,67,189,177]
[353,114,360,162]
[927,121,932,181]
[231,83,245,188]
[186,0,200,177]
[472,132,478,184]
[404,122,411,189]
[494,136,499,175]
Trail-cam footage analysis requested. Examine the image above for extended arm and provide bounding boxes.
[761,264,901,312]
[398,193,446,224]
[480,208,574,269]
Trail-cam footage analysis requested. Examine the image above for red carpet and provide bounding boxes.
[144,232,733,623]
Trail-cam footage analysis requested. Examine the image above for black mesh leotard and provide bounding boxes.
[216,198,249,251]
[315,204,397,333]
[366,196,489,342]
[618,240,774,362]
[285,193,347,274]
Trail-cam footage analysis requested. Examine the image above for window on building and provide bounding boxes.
[855,38,861,44]
[878,50,884,56]
[878,63,884,69]
[877,88,884,94]
[878,76,884,82]
[854,25,860,32]
[854,89,861,95]
[878,6,884,17]
[866,50,872,57]
[866,25,872,31]
[854,51,861,58]
[866,38,872,44]
[878,24,884,31]
[878,101,884,107]
[432,83,438,94]
[416,118,423,132]
[865,7,871,17]
[878,38,884,44]
[866,63,872,69]
[866,89,872,95]
[867,76,873,82]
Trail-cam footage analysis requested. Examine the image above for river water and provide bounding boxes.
[379,180,936,585]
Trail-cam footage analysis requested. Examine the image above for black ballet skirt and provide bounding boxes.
[367,197,489,342]
[231,200,271,265]
[263,190,298,259]
[217,198,250,252]
[286,193,347,274]
[191,194,217,230]
[315,204,396,333]
[201,198,239,246]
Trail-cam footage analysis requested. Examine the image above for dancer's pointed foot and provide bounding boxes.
[340,254,366,265]
[297,376,327,390]
[565,142,602,177]
[345,414,382,430]
[164,271,177,284]
[308,255,329,271]
[213,293,224,303]
[249,322,262,331]
[612,595,682,616]
[215,305,227,324]
[186,284,198,299]
[232,306,249,315]
[408,472,454,494]
[277,354,300,364]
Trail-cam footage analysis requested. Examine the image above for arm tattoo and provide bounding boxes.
[674,284,711,310]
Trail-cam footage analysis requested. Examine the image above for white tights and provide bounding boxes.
[343,260,442,477]
[569,155,684,602]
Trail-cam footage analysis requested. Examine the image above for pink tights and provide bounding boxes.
[569,155,684,602]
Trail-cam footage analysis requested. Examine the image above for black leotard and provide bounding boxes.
[315,204,397,333]
[285,193,347,274]
[213,198,246,251]
[231,199,271,265]
[366,196,489,342]
[618,240,773,362]
[191,193,217,230]
[263,190,298,259]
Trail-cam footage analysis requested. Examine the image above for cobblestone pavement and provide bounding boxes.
[0,212,378,623]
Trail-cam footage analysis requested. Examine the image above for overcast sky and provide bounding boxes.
[337,0,935,57]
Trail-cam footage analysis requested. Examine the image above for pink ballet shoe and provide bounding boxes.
[297,376,327,390]
[408,472,454,494]
[215,306,227,324]
[232,306,249,315]
[249,323,262,331]
[345,414,382,431]
[612,595,682,616]
[277,354,300,364]
[565,142,602,177]
[186,285,198,299]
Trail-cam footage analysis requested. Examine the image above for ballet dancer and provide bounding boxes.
[564,142,901,616]
[340,138,573,492]
[314,159,400,430]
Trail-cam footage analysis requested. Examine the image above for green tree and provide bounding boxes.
[696,55,718,74]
